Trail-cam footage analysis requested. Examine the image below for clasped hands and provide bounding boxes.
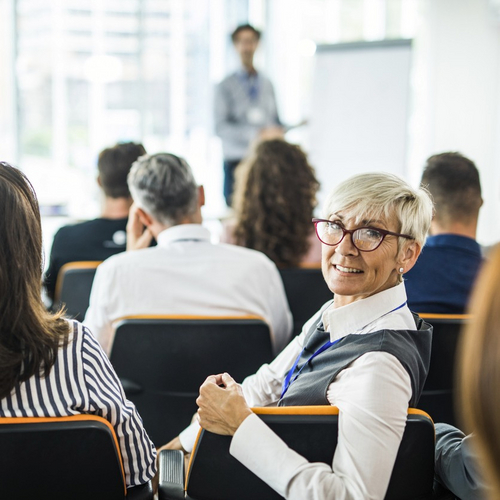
[160,372,252,455]
[196,372,253,436]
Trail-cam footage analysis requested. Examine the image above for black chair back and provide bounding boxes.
[110,316,273,445]
[0,415,152,500]
[279,267,332,336]
[161,407,435,500]
[54,261,101,321]
[418,313,469,426]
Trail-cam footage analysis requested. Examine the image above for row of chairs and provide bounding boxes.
[17,262,463,498]
[110,314,465,446]
[0,407,452,499]
[54,261,467,436]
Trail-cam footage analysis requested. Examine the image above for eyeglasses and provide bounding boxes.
[312,218,415,252]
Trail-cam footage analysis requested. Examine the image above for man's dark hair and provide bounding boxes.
[231,24,261,42]
[421,152,482,225]
[98,142,146,199]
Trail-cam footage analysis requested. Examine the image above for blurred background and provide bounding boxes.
[0,0,499,258]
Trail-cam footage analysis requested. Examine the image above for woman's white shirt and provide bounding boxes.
[181,283,417,500]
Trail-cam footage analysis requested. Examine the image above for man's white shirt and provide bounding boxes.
[84,224,292,356]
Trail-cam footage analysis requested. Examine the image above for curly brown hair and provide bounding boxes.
[232,139,319,268]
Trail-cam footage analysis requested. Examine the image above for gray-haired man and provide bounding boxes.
[84,153,292,355]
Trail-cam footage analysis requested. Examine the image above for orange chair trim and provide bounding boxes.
[252,406,339,415]
[114,314,267,323]
[407,407,434,423]
[185,427,203,490]
[0,414,126,495]
[418,313,472,320]
[54,261,102,303]
[252,406,433,421]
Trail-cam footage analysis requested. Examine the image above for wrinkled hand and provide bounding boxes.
[196,373,252,436]
[126,203,153,251]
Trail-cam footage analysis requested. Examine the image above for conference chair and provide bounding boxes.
[53,260,101,321]
[0,414,153,500]
[279,265,332,337]
[418,313,470,427]
[109,315,274,446]
[158,406,439,500]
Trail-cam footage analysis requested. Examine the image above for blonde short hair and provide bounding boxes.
[323,172,433,248]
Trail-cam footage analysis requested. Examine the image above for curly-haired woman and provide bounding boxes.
[221,139,321,268]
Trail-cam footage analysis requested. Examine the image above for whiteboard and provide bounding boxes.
[308,39,412,210]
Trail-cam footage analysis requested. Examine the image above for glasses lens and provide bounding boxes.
[317,221,344,245]
[353,228,383,251]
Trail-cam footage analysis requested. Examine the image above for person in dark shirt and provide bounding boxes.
[44,142,146,302]
[405,152,483,314]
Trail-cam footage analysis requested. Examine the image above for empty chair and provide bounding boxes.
[279,266,332,337]
[159,407,437,500]
[418,313,470,426]
[0,414,153,500]
[53,261,101,320]
[109,315,273,445]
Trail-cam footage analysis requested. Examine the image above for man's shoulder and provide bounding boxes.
[214,242,274,265]
[56,217,126,238]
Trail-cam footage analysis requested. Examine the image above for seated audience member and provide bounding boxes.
[0,162,156,488]
[221,139,321,267]
[165,172,434,500]
[434,423,487,499]
[447,244,500,498]
[44,141,146,301]
[405,152,483,313]
[84,153,292,356]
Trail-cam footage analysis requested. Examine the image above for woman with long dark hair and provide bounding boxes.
[223,139,321,267]
[0,162,156,488]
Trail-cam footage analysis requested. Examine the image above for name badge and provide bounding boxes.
[247,107,265,125]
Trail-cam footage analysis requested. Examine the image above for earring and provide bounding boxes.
[399,267,404,273]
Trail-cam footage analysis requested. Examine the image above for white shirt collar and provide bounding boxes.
[321,283,409,341]
[157,224,211,247]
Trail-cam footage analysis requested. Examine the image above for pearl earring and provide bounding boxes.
[399,267,404,273]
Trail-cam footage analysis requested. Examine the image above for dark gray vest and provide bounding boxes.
[279,314,432,408]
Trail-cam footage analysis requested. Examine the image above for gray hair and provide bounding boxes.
[128,153,198,226]
[323,172,433,249]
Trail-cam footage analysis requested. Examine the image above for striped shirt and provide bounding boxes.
[0,320,157,487]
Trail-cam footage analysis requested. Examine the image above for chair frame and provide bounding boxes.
[159,406,437,500]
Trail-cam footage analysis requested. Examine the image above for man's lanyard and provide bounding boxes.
[239,72,259,101]
[280,301,408,399]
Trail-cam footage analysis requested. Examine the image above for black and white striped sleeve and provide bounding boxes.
[80,325,157,487]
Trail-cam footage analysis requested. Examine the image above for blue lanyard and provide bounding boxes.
[280,336,343,398]
[280,301,408,399]
[239,72,259,101]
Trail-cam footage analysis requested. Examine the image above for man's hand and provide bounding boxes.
[196,373,252,436]
[126,203,153,251]
[259,126,285,141]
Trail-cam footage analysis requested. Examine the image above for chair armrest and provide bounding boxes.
[127,480,154,500]
[158,450,185,500]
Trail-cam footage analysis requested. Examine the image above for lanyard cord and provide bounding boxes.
[280,301,407,399]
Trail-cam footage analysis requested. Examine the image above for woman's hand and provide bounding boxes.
[196,373,253,436]
[126,203,153,251]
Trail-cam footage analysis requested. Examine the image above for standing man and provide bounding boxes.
[215,24,283,206]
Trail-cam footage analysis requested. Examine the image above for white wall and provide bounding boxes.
[409,0,500,245]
